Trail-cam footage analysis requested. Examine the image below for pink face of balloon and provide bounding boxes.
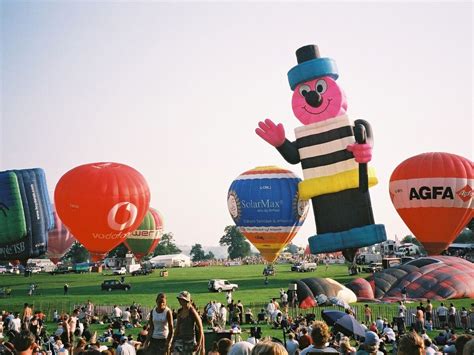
[292,76,347,125]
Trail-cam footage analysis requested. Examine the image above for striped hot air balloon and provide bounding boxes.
[124,208,163,260]
[389,152,473,255]
[227,166,309,263]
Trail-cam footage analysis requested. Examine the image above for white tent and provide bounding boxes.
[149,253,191,268]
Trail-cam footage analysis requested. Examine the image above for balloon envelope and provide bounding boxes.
[54,162,150,262]
[47,210,76,264]
[124,208,163,260]
[0,168,51,262]
[227,166,309,262]
[389,153,473,254]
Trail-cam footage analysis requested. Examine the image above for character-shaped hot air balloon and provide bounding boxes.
[0,168,53,262]
[255,44,386,261]
[389,152,473,255]
[227,166,309,263]
[124,208,163,260]
[54,162,150,262]
[47,209,76,264]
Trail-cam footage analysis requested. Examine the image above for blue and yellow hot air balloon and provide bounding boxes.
[227,166,309,263]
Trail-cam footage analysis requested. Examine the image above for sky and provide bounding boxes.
[1,1,472,249]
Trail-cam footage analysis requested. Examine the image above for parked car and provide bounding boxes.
[50,266,72,275]
[292,262,317,272]
[362,262,383,273]
[131,268,153,276]
[113,267,127,275]
[208,279,238,292]
[101,279,131,292]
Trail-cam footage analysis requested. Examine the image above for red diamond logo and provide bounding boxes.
[456,185,473,202]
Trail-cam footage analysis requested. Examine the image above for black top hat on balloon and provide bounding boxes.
[287,44,339,91]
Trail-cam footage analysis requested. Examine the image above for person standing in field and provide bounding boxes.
[172,291,204,355]
[364,304,372,324]
[144,293,174,355]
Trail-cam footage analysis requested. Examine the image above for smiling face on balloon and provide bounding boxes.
[292,76,347,125]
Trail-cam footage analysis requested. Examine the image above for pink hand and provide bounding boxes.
[346,143,372,163]
[255,119,286,147]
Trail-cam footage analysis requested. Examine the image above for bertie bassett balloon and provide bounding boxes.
[227,166,309,263]
[255,45,386,261]
[389,153,473,255]
[47,209,76,264]
[54,162,150,262]
[124,208,163,260]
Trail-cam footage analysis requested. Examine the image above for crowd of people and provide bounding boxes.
[1,292,474,355]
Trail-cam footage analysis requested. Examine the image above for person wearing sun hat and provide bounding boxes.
[171,291,204,355]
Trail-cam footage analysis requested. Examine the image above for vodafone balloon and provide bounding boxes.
[54,162,150,262]
[389,153,473,255]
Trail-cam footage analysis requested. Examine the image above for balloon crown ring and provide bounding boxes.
[287,44,339,91]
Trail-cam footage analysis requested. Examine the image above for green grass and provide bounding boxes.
[1,263,473,320]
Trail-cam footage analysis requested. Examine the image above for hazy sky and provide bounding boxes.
[1,1,472,249]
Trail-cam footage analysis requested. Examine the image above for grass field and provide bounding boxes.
[1,263,473,315]
[1,263,473,346]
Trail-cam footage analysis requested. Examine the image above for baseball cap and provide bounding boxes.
[364,331,380,346]
[177,291,191,302]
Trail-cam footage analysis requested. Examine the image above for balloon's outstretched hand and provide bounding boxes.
[346,143,372,163]
[255,119,286,147]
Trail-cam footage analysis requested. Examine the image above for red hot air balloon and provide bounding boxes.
[47,210,76,264]
[389,153,473,255]
[54,162,150,262]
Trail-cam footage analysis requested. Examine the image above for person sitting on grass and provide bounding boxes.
[355,331,383,355]
[397,331,425,355]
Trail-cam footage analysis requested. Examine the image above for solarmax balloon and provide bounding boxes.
[389,153,473,255]
[227,166,309,262]
[124,208,163,260]
[54,162,150,262]
[47,209,76,264]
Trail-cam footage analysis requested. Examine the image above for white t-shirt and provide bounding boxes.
[437,306,448,316]
[9,318,21,332]
[122,310,131,322]
[113,307,123,318]
[117,342,136,355]
[220,307,227,322]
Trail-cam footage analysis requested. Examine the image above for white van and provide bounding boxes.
[208,279,239,292]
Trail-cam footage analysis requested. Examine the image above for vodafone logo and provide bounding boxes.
[107,202,138,231]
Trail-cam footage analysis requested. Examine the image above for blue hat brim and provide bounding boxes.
[288,58,338,90]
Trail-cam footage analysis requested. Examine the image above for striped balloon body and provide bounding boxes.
[228,166,309,262]
[389,153,473,255]
[124,208,163,260]
[47,210,76,264]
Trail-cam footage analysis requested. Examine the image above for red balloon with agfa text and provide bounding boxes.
[54,162,150,262]
[389,153,473,255]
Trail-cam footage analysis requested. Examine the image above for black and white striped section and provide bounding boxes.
[294,115,358,179]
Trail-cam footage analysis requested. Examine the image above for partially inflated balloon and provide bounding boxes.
[47,209,76,264]
[124,208,163,260]
[54,162,150,262]
[0,168,52,262]
[228,166,309,262]
[389,153,473,255]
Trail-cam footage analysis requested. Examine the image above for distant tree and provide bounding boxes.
[219,225,251,259]
[107,243,129,259]
[454,228,474,243]
[63,242,89,263]
[284,243,299,255]
[206,251,215,260]
[190,244,206,262]
[153,233,181,256]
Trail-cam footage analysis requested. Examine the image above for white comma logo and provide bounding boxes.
[107,202,138,231]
